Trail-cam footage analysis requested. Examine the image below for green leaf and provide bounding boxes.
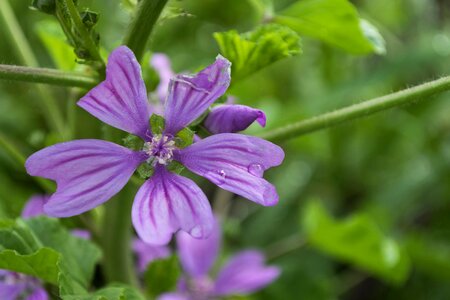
[35,20,78,70]
[67,284,146,300]
[123,134,144,151]
[214,24,301,81]
[144,255,181,298]
[302,201,410,284]
[149,114,166,135]
[0,217,101,298]
[274,0,385,55]
[175,127,194,148]
[137,163,154,180]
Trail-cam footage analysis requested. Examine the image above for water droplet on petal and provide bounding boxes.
[248,163,264,177]
[190,225,203,238]
[205,169,227,185]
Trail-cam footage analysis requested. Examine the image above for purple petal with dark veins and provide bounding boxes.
[176,219,220,278]
[78,46,152,139]
[21,195,47,218]
[164,55,231,135]
[25,139,145,217]
[132,166,214,245]
[133,238,171,272]
[204,104,266,134]
[213,250,280,296]
[174,134,284,206]
[151,53,174,104]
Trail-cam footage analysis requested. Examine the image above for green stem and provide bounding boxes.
[0,133,54,192]
[101,185,139,286]
[122,0,169,61]
[60,0,105,66]
[260,76,450,143]
[0,0,67,138]
[0,64,98,88]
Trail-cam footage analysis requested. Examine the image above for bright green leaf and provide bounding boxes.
[35,20,77,70]
[0,217,101,298]
[68,283,146,300]
[302,201,410,284]
[274,0,385,55]
[144,255,181,298]
[175,127,194,148]
[214,24,302,81]
[149,114,166,135]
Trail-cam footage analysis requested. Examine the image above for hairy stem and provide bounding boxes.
[0,64,98,88]
[0,0,67,138]
[122,0,169,61]
[260,76,450,143]
[60,0,105,66]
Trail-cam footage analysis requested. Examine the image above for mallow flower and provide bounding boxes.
[150,53,267,134]
[133,238,170,273]
[26,46,284,245]
[0,270,48,300]
[159,221,280,300]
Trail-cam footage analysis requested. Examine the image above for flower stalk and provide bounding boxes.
[260,76,450,143]
[0,64,98,88]
[122,0,169,61]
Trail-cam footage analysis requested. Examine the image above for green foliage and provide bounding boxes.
[35,21,78,70]
[149,114,165,135]
[67,284,146,300]
[214,24,301,81]
[302,201,410,284]
[123,134,144,151]
[175,126,194,148]
[0,217,101,298]
[31,0,56,15]
[144,255,181,298]
[274,0,385,54]
[137,162,154,179]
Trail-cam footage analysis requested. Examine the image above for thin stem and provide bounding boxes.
[0,64,98,88]
[260,76,450,143]
[60,0,105,66]
[122,0,169,61]
[0,0,67,138]
[101,185,139,286]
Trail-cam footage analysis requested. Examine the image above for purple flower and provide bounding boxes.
[0,270,48,300]
[159,221,280,300]
[150,53,266,134]
[133,238,171,273]
[26,46,284,245]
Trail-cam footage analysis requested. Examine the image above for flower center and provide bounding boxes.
[143,134,177,165]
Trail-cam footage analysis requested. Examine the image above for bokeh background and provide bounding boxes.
[1,0,449,299]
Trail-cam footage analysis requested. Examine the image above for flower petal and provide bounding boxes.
[132,166,214,245]
[26,286,49,300]
[133,238,171,272]
[78,46,151,139]
[176,219,220,278]
[21,195,47,218]
[151,53,174,104]
[157,293,189,300]
[164,55,231,135]
[71,229,91,240]
[0,282,26,300]
[213,250,280,296]
[204,104,266,134]
[25,140,145,217]
[174,134,284,206]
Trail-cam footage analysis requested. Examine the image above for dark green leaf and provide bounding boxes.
[214,24,301,81]
[31,0,56,15]
[274,0,385,55]
[137,162,154,179]
[302,200,410,284]
[144,255,181,298]
[67,283,146,300]
[80,10,99,29]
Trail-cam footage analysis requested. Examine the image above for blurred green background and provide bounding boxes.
[1,0,449,299]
